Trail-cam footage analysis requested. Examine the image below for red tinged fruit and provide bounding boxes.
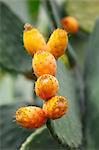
[61,16,79,34]
[16,106,47,128]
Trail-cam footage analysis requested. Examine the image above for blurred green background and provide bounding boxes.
[0,0,99,150]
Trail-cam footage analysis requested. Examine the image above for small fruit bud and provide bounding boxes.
[35,74,59,100]
[47,28,68,59]
[61,16,79,34]
[32,51,57,77]
[23,23,46,56]
[16,106,47,128]
[43,96,68,119]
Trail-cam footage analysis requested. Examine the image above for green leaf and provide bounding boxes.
[0,2,31,74]
[47,60,82,149]
[20,127,64,150]
[66,0,99,32]
[27,0,40,23]
[0,74,15,105]
[69,33,89,69]
[84,19,99,149]
[0,102,33,150]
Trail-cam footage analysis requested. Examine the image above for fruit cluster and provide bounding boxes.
[16,23,69,129]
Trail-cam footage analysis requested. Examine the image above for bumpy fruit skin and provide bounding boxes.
[23,23,46,56]
[16,106,47,128]
[61,16,79,34]
[47,28,68,59]
[32,51,57,77]
[43,96,68,119]
[35,74,59,100]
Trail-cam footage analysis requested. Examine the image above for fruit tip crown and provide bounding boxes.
[24,23,33,31]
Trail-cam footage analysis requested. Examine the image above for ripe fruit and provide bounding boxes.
[16,106,47,128]
[23,23,46,56]
[43,96,68,119]
[61,16,79,34]
[32,51,57,77]
[47,28,68,59]
[35,74,59,100]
